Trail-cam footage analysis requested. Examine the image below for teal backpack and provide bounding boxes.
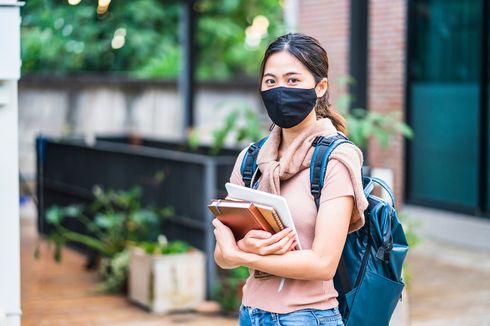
[240,132,409,326]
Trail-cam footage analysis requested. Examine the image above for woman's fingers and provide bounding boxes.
[246,229,272,239]
[234,227,297,255]
[261,228,294,246]
[274,236,296,255]
[259,232,296,255]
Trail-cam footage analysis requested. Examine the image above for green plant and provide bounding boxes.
[41,185,175,293]
[398,211,423,289]
[187,127,201,152]
[136,234,191,255]
[346,109,413,151]
[335,77,414,151]
[21,0,285,80]
[214,266,250,315]
[208,104,266,155]
[97,249,130,293]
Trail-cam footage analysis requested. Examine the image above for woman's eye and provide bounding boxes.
[264,79,275,85]
[288,78,299,83]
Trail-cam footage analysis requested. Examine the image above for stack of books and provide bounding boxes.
[208,183,302,280]
[207,199,285,241]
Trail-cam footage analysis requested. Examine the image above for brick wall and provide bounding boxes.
[298,0,351,98]
[298,0,409,207]
[367,0,407,208]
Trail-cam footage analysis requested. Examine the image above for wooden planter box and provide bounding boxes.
[128,247,206,314]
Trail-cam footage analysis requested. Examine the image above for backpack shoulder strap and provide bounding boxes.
[310,132,352,209]
[310,133,355,302]
[240,136,268,188]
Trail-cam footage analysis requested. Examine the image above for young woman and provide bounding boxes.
[212,33,368,326]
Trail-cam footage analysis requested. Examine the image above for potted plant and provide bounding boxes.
[128,235,206,314]
[213,266,249,317]
[39,186,174,293]
[36,127,243,296]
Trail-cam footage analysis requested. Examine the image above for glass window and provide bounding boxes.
[408,0,482,209]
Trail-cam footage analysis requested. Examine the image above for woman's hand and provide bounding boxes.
[212,218,242,265]
[237,227,297,256]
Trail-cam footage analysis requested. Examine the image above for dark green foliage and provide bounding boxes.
[137,238,191,255]
[21,0,284,79]
[214,266,250,315]
[41,185,177,293]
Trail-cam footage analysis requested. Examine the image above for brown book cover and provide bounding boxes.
[254,204,284,233]
[208,199,288,280]
[208,200,275,240]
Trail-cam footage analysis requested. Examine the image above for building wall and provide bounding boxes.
[18,77,265,178]
[366,0,407,208]
[298,0,351,98]
[298,0,408,206]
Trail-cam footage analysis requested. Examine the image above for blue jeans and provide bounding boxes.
[239,304,344,326]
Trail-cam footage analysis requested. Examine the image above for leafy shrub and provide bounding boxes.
[21,0,285,80]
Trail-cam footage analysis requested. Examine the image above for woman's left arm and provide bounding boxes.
[213,194,354,281]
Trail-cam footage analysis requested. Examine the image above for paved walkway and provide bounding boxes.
[408,239,490,325]
[20,217,237,326]
[20,200,490,325]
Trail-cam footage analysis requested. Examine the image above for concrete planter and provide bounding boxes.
[128,247,206,314]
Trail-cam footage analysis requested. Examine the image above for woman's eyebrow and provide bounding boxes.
[263,72,302,78]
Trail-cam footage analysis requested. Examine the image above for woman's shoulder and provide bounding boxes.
[229,145,252,185]
[332,140,364,168]
[233,137,269,169]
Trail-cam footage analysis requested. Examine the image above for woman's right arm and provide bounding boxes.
[213,147,249,269]
[214,243,240,269]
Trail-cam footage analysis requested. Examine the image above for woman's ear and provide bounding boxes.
[315,78,329,98]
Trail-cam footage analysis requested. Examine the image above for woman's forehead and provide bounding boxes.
[263,51,309,75]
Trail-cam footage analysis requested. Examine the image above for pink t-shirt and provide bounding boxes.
[228,147,356,313]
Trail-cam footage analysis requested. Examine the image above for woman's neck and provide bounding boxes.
[278,111,317,158]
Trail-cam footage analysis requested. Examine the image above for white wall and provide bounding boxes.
[0,2,22,326]
[18,81,266,178]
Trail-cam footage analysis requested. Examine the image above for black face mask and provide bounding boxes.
[260,86,318,129]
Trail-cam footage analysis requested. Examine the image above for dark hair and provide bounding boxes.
[260,33,347,134]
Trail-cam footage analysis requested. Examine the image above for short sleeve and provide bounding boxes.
[319,158,355,204]
[229,147,249,186]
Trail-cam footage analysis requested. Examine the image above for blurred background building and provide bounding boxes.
[297,0,490,222]
[12,0,490,325]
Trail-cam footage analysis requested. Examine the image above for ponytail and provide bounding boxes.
[315,88,348,135]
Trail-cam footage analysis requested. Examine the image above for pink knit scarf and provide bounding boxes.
[256,118,369,233]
